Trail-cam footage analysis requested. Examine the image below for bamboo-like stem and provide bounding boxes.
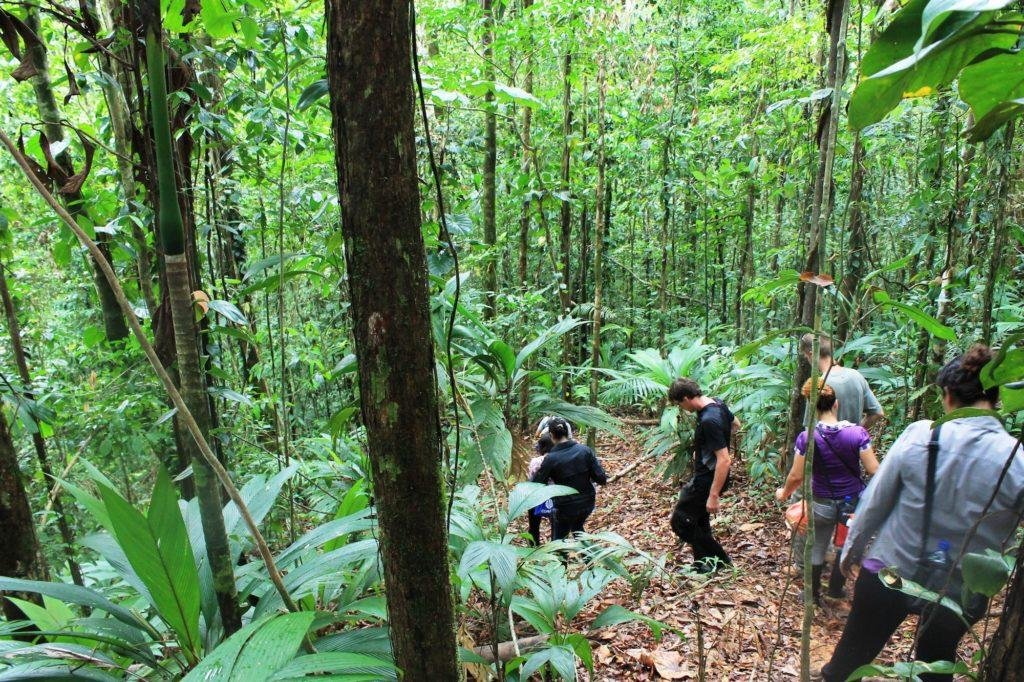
[0,128,301,616]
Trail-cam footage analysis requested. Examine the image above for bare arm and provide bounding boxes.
[859,445,879,476]
[732,416,742,433]
[861,411,884,430]
[707,447,731,513]
[776,453,805,501]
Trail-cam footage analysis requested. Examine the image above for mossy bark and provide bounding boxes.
[325,0,459,676]
[0,406,42,620]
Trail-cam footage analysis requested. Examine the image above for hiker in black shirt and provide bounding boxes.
[668,378,740,573]
[531,417,608,540]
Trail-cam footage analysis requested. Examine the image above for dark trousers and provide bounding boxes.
[822,570,986,682]
[670,476,730,567]
[552,505,593,540]
[528,510,548,546]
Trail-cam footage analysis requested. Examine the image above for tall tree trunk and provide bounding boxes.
[482,0,497,319]
[140,1,241,636]
[836,133,867,342]
[981,121,1015,344]
[0,259,83,586]
[25,9,129,342]
[909,98,951,421]
[0,406,43,620]
[658,138,671,350]
[588,53,607,449]
[92,0,158,317]
[516,0,533,431]
[788,0,849,446]
[558,52,573,398]
[325,0,459,677]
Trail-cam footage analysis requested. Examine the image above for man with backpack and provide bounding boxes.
[668,378,740,574]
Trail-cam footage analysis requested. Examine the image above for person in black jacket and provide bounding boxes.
[530,417,608,540]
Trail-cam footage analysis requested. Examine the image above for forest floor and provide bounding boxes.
[529,427,990,681]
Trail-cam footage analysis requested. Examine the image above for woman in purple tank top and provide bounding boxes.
[776,379,879,603]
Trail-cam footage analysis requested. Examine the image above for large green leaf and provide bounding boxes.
[966,97,1024,141]
[518,644,577,681]
[506,482,578,523]
[98,469,201,661]
[962,551,1012,597]
[592,604,677,642]
[459,540,519,594]
[514,317,585,374]
[0,578,151,637]
[958,50,1024,119]
[872,291,957,341]
[270,652,398,681]
[182,612,315,682]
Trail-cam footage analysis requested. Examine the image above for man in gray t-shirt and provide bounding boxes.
[801,334,884,428]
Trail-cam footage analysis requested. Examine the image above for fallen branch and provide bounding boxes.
[610,452,657,483]
[471,634,550,662]
[620,417,660,426]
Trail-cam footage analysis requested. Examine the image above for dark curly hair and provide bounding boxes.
[936,344,998,406]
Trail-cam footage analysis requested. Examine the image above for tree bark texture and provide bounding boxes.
[25,9,129,343]
[0,406,42,620]
[836,133,867,342]
[559,52,574,397]
[588,54,607,449]
[482,0,498,319]
[141,5,241,635]
[0,259,83,586]
[982,538,1024,681]
[325,1,460,678]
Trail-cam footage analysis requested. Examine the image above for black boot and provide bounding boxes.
[827,558,846,598]
[811,564,824,605]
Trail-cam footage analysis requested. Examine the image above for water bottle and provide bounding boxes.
[833,496,854,547]
[924,540,952,571]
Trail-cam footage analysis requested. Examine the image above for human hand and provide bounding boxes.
[706,493,721,514]
[840,556,859,580]
[775,487,787,502]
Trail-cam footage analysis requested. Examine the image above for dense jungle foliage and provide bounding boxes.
[0,0,1022,679]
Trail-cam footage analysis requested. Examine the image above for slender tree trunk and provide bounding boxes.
[25,9,129,342]
[0,407,43,620]
[836,133,867,342]
[92,0,158,317]
[658,138,671,350]
[558,52,573,398]
[140,1,241,636]
[516,0,533,431]
[482,0,497,319]
[588,54,607,449]
[788,0,849,446]
[0,260,83,586]
[909,98,951,420]
[325,0,459,677]
[982,121,1015,344]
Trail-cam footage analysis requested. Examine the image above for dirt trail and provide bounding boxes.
[562,428,984,681]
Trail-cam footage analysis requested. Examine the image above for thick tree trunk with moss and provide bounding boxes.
[325,0,459,676]
[140,1,241,636]
[0,407,42,620]
[836,133,866,343]
[0,258,83,586]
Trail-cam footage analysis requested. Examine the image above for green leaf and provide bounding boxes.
[270,652,397,681]
[99,469,201,661]
[199,0,241,39]
[506,482,578,523]
[0,578,149,636]
[515,317,586,374]
[872,291,956,341]
[488,339,516,382]
[297,79,329,110]
[878,567,963,615]
[519,644,577,681]
[958,50,1024,120]
[494,82,543,108]
[967,97,1024,141]
[182,612,315,681]
[981,342,1024,389]
[961,551,1011,597]
[207,299,248,325]
[459,540,519,594]
[919,0,1017,45]
[477,422,512,479]
[592,604,677,642]
[734,326,812,361]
